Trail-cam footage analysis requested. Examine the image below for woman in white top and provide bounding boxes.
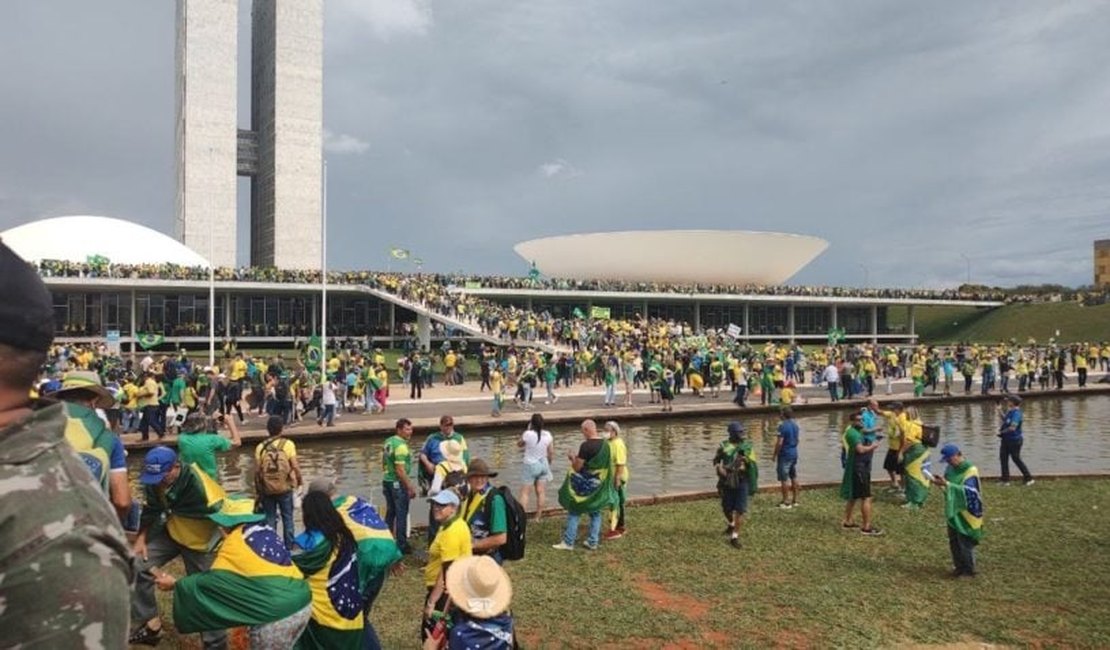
[517,412,554,520]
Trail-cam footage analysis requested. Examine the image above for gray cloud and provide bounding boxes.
[2,0,1108,287]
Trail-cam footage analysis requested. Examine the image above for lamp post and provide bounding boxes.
[959,253,971,285]
[320,159,327,383]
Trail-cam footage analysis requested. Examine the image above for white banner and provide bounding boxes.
[726,323,742,339]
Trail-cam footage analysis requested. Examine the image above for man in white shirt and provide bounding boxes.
[823,363,840,402]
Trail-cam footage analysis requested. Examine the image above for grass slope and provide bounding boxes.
[889,303,1110,344]
[158,479,1110,649]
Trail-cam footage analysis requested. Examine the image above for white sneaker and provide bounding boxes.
[1023,479,1036,487]
[551,542,574,551]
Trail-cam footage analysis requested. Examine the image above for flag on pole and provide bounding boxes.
[305,335,323,371]
[390,247,409,260]
[827,326,847,346]
[136,332,165,350]
[412,258,423,267]
[572,307,586,319]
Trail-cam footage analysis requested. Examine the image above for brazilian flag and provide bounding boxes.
[63,402,114,494]
[903,443,931,507]
[335,495,402,590]
[293,541,364,649]
[558,440,616,515]
[389,247,409,260]
[173,524,311,634]
[944,462,984,542]
[137,332,165,350]
[305,335,323,371]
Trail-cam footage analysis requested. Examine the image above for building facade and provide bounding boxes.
[175,0,323,270]
[1096,239,1110,287]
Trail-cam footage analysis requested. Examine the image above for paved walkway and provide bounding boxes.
[120,374,1110,450]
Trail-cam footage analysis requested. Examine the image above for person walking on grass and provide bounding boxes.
[772,408,800,509]
[840,412,883,536]
[517,413,554,520]
[931,443,984,578]
[714,422,757,549]
[604,421,629,540]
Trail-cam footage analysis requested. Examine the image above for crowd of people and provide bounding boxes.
[2,243,1097,648]
[39,258,1110,305]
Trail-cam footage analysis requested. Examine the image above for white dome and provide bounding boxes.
[515,230,828,285]
[1,216,211,268]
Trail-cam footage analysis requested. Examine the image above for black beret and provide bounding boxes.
[0,240,54,352]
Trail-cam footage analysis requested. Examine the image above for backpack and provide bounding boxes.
[481,486,527,561]
[920,424,941,448]
[257,438,294,495]
[275,378,290,402]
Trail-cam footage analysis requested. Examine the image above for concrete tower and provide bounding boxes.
[174,0,322,270]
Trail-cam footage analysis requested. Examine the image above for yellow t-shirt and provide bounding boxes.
[610,437,629,483]
[424,516,472,587]
[780,387,796,405]
[123,383,139,410]
[230,359,248,381]
[490,370,503,393]
[445,353,457,369]
[254,437,298,462]
[137,378,160,408]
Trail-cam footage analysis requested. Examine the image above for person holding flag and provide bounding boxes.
[552,419,615,551]
[152,496,313,646]
[899,406,931,509]
[931,444,984,578]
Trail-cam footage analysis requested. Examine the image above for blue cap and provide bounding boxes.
[428,490,460,506]
[139,446,178,485]
[940,443,961,461]
[727,421,745,435]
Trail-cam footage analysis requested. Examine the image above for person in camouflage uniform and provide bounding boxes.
[0,241,134,648]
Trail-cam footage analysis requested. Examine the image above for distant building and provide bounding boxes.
[1096,239,1110,287]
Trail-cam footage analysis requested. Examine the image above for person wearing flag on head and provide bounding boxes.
[153,496,313,647]
[292,479,403,650]
[130,446,228,647]
[553,419,616,551]
[931,443,984,578]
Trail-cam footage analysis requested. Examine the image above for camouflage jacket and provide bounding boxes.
[0,402,134,648]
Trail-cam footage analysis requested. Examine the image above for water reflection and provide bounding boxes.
[130,395,1110,526]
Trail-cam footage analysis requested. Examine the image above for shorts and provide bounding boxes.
[776,457,797,482]
[850,468,872,500]
[882,449,903,475]
[720,483,749,515]
[522,459,553,484]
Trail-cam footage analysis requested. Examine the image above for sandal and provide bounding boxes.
[128,623,163,646]
[841,522,860,529]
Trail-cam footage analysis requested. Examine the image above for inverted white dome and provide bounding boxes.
[1,215,211,268]
[515,230,828,285]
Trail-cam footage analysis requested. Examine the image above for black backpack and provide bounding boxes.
[482,486,527,561]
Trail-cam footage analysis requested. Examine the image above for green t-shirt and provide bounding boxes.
[177,432,232,480]
[168,376,187,405]
[382,435,413,483]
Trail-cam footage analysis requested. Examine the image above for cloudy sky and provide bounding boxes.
[2,0,1109,288]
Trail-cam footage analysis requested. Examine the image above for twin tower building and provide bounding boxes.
[174,0,322,269]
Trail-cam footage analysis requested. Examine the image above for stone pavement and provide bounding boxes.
[120,373,1110,450]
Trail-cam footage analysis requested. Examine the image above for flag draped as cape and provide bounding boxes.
[173,523,310,634]
[558,440,616,515]
[903,443,931,506]
[944,461,984,541]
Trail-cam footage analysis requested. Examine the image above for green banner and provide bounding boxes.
[572,307,586,319]
[464,281,482,289]
[590,306,611,320]
[305,335,323,371]
[136,332,164,350]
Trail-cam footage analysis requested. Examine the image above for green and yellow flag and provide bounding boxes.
[944,462,984,542]
[389,247,409,260]
[590,306,611,320]
[173,523,311,634]
[305,335,323,371]
[136,332,165,350]
[558,439,616,515]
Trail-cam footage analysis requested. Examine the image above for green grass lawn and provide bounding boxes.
[157,479,1110,649]
[888,303,1110,344]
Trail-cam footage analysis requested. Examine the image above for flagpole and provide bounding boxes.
[208,225,215,367]
[320,159,328,384]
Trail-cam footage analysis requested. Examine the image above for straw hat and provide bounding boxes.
[445,555,513,619]
[52,371,116,409]
[440,439,465,466]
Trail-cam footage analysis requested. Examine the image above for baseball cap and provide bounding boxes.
[727,421,745,435]
[940,443,961,461]
[428,490,461,506]
[0,242,54,353]
[139,447,178,485]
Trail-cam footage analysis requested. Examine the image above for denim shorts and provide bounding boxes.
[720,483,749,515]
[522,459,553,484]
[776,457,797,482]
